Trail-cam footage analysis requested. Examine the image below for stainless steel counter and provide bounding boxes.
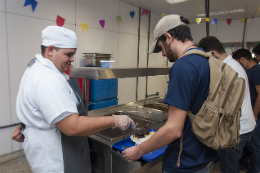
[87,96,168,173]
[69,67,170,173]
[70,67,170,79]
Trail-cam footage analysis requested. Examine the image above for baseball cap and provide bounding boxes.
[41,26,77,48]
[148,15,185,54]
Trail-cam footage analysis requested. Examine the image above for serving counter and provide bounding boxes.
[69,67,170,173]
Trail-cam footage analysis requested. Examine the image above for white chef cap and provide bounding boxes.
[41,26,77,48]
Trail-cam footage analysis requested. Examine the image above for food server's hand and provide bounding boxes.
[11,126,24,142]
[112,115,135,131]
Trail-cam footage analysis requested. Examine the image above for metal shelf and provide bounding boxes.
[69,67,170,80]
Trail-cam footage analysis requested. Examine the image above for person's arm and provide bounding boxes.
[253,85,260,121]
[11,126,24,142]
[122,105,186,162]
[56,114,135,136]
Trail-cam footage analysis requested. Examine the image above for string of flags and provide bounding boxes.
[22,0,149,33]
[21,0,260,31]
[195,5,260,26]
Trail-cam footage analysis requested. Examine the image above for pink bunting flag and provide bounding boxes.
[226,19,232,25]
[56,15,65,27]
[234,47,238,51]
[252,10,256,20]
[99,20,105,28]
[142,9,149,17]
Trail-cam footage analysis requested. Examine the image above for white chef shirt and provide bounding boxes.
[16,54,78,173]
[223,55,256,135]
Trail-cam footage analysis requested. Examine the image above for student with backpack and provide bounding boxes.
[198,36,256,173]
[122,14,220,173]
[233,49,260,173]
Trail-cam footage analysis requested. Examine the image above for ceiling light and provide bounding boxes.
[166,0,188,4]
[197,9,244,16]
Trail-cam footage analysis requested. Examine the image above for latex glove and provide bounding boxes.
[112,115,135,131]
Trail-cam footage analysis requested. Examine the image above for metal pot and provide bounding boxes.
[83,53,112,67]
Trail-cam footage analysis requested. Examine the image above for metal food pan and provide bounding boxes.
[85,56,111,66]
[96,112,157,141]
[83,53,112,57]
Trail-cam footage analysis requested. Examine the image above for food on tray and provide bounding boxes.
[130,131,156,145]
[130,125,156,145]
[134,124,150,138]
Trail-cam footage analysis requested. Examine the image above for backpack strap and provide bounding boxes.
[177,129,184,167]
[176,49,212,168]
[179,49,211,60]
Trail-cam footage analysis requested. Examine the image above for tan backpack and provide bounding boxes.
[176,49,245,167]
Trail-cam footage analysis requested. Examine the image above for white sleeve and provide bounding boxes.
[35,75,78,125]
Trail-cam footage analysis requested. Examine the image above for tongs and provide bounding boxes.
[129,123,140,130]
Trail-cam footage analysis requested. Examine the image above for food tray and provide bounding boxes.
[113,130,167,161]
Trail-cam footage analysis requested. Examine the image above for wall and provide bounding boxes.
[0,0,165,156]
[1,0,260,156]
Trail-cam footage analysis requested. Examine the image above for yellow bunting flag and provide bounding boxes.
[258,6,260,15]
[116,16,122,23]
[241,18,245,23]
[196,18,201,25]
[206,18,210,22]
[248,18,250,23]
[80,23,88,33]
[161,13,167,18]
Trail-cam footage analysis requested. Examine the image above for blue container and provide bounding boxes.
[89,79,118,102]
[88,98,118,111]
[113,129,167,162]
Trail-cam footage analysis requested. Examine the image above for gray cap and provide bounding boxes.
[148,15,185,54]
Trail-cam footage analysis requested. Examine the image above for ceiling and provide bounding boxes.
[120,0,260,23]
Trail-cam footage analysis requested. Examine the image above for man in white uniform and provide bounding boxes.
[14,26,135,173]
[198,36,256,173]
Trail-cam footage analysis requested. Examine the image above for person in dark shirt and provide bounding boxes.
[252,44,260,64]
[122,14,219,173]
[198,36,255,173]
[233,48,260,173]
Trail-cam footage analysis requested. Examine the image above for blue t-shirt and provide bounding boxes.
[246,64,260,120]
[163,48,219,173]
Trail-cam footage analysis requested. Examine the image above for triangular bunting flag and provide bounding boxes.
[226,19,232,25]
[24,0,38,12]
[248,18,250,23]
[241,18,245,23]
[212,19,217,25]
[161,13,167,18]
[80,23,88,33]
[130,11,135,18]
[206,18,210,22]
[116,16,122,23]
[258,7,260,16]
[195,18,201,25]
[252,10,256,20]
[56,15,65,27]
[142,9,149,17]
[99,20,105,28]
